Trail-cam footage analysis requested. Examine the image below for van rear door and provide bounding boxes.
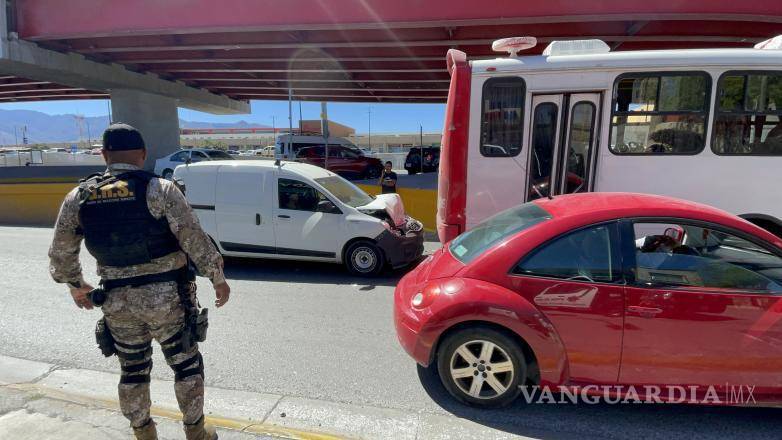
[214,165,276,255]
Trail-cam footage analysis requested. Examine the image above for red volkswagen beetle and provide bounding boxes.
[394,193,782,407]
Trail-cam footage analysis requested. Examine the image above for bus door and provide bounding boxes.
[526,93,601,201]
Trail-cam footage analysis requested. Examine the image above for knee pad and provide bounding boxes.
[169,352,204,381]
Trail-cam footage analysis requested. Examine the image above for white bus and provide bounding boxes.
[437,36,782,243]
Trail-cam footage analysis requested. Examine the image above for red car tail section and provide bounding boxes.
[437,49,471,244]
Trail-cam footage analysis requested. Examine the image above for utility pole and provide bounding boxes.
[321,102,330,170]
[14,126,18,147]
[420,124,424,174]
[367,107,372,151]
[288,87,293,160]
[270,115,276,149]
[298,101,303,133]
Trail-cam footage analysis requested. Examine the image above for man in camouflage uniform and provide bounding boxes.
[49,123,231,440]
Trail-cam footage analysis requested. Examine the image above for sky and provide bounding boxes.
[0,99,446,134]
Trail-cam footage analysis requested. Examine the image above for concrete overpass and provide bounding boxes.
[2,0,782,164]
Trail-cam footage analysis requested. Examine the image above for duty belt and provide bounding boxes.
[101,267,185,291]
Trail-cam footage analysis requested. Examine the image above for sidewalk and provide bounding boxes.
[0,355,537,440]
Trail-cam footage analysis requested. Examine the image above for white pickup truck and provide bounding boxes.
[173,160,424,276]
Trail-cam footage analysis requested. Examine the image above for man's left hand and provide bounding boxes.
[70,283,95,310]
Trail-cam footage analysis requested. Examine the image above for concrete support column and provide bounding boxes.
[110,89,180,170]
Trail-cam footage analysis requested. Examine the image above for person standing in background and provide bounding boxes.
[379,161,398,194]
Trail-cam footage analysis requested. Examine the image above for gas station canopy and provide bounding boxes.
[4,0,782,103]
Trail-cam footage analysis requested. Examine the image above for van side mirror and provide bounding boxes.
[317,200,342,214]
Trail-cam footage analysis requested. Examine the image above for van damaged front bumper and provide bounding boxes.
[376,217,425,268]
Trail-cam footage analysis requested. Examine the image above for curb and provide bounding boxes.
[0,355,346,440]
[0,354,541,440]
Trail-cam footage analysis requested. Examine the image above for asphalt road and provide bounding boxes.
[2,226,782,439]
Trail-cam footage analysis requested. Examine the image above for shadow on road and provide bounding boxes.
[223,256,408,287]
[416,365,782,439]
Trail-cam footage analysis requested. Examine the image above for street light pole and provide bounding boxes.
[420,124,424,174]
[321,102,330,170]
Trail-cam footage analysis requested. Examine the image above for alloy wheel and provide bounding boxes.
[449,340,515,399]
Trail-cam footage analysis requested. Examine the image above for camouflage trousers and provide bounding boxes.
[102,280,204,428]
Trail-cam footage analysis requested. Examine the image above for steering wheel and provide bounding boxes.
[567,274,594,283]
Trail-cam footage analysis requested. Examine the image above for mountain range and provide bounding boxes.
[0,109,269,146]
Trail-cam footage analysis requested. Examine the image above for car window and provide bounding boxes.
[314,176,373,207]
[633,222,782,293]
[206,150,233,160]
[278,178,326,212]
[513,223,622,283]
[450,202,552,264]
[170,151,188,162]
[340,148,359,159]
[190,151,208,162]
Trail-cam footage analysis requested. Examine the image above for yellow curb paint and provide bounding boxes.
[7,383,346,440]
[0,182,76,226]
[1,181,439,231]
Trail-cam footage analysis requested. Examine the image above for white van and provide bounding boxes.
[173,160,424,276]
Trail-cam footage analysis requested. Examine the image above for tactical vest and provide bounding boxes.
[77,171,181,267]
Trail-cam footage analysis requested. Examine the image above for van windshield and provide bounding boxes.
[449,203,552,264]
[314,176,374,208]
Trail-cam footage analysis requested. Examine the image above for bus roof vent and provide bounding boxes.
[755,35,782,50]
[542,39,611,56]
[492,37,537,57]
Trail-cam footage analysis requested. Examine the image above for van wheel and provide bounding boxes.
[162,169,174,180]
[437,327,526,408]
[345,241,384,276]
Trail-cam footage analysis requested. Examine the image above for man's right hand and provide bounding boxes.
[214,281,231,308]
[70,283,95,310]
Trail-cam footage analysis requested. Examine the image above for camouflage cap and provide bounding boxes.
[103,123,146,151]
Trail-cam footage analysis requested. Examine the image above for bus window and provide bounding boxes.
[565,101,596,194]
[480,77,525,157]
[712,71,782,155]
[528,103,559,200]
[609,73,710,155]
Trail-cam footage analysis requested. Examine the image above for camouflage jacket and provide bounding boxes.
[48,163,225,286]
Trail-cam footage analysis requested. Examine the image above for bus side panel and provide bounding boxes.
[594,67,782,225]
[437,50,471,243]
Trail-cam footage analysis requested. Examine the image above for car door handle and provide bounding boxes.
[627,306,663,318]
[255,213,261,225]
[277,214,290,219]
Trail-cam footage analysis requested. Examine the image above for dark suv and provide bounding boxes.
[295,145,384,180]
[404,147,440,175]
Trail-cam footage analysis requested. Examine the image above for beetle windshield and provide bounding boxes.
[314,176,374,208]
[450,203,552,264]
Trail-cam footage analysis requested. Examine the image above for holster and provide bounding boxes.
[95,317,116,357]
[177,265,208,351]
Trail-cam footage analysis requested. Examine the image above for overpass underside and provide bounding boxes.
[1,0,782,163]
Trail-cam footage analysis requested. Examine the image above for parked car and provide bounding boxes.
[173,160,424,275]
[295,145,384,179]
[226,150,240,155]
[404,147,440,175]
[154,148,234,179]
[260,145,276,157]
[394,192,782,407]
